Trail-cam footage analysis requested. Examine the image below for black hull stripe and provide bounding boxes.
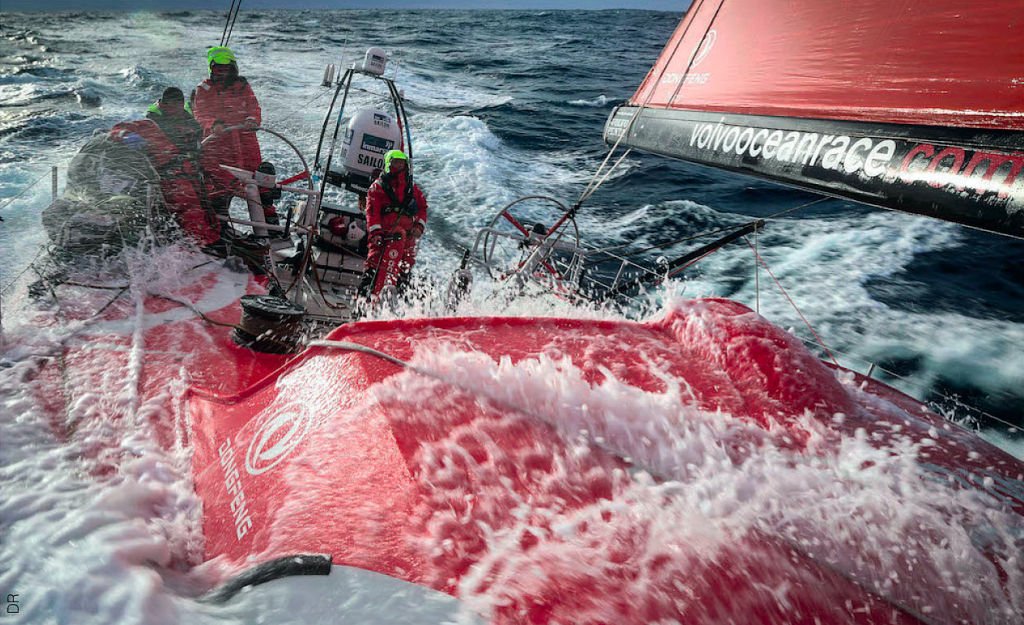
[605,107,1024,239]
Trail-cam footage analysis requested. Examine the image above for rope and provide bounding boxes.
[574,0,714,209]
[762,196,832,221]
[743,236,839,366]
[80,288,298,353]
[223,0,242,47]
[754,223,759,314]
[790,334,1022,433]
[219,0,237,46]
[265,88,330,128]
[586,223,745,265]
[663,0,728,109]
[0,244,48,296]
[62,281,130,290]
[0,170,50,212]
[147,292,237,328]
[308,340,416,370]
[577,148,631,206]
[88,286,130,319]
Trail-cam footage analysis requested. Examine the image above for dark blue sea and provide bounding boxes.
[2,9,1021,427]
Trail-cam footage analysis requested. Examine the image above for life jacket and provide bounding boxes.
[145,103,202,159]
[377,171,419,217]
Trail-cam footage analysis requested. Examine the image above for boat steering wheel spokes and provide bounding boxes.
[479,196,582,296]
[201,125,315,195]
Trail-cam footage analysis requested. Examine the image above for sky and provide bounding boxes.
[2,0,686,11]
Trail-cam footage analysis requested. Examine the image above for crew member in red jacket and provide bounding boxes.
[360,150,428,296]
[110,87,219,246]
[192,46,262,217]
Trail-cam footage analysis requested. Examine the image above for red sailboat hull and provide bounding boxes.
[23,264,1024,623]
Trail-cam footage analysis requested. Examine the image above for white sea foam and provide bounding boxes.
[372,342,1024,624]
[568,94,611,107]
[668,207,1024,431]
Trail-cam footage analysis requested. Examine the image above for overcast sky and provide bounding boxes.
[3,1,685,11]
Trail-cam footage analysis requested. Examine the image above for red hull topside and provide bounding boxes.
[23,263,1023,624]
[184,297,1024,625]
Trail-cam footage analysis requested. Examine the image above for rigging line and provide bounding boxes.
[791,335,1022,433]
[147,293,237,329]
[29,260,67,325]
[546,0,717,265]
[754,222,759,314]
[664,0,728,109]
[931,397,1022,433]
[61,281,130,290]
[265,88,330,128]
[149,292,298,352]
[578,148,631,205]
[585,223,746,265]
[0,170,50,212]
[761,196,832,221]
[87,285,130,321]
[743,236,839,367]
[225,0,243,47]
[0,244,48,296]
[576,0,709,206]
[219,0,237,46]
[587,196,831,266]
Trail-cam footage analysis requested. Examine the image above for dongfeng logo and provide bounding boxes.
[245,402,313,475]
[691,29,716,68]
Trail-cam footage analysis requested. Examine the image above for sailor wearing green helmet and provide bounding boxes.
[192,45,263,218]
[384,149,409,174]
[207,46,237,67]
[361,148,429,296]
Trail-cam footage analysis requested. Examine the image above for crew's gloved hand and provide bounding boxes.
[369,232,383,248]
[122,133,147,151]
[327,216,348,237]
[409,224,425,239]
[243,117,259,131]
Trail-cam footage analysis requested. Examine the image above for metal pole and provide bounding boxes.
[754,222,759,314]
[51,166,58,201]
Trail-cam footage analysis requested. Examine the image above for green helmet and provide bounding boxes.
[384,149,408,172]
[207,46,237,67]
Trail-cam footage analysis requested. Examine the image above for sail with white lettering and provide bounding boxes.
[604,0,1024,238]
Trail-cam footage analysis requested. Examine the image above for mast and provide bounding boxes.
[605,0,1024,239]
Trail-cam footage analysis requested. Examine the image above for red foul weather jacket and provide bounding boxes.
[110,119,219,246]
[365,171,428,272]
[192,77,262,197]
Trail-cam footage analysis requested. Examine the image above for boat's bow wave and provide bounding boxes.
[186,299,1024,624]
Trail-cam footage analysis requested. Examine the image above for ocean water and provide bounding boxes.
[1,9,1023,625]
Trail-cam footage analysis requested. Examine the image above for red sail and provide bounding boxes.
[606,0,1024,238]
[634,0,1024,129]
